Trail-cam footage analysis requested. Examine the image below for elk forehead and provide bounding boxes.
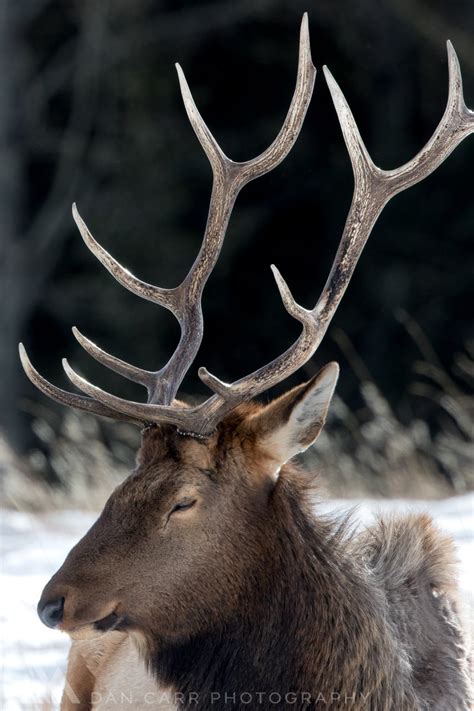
[113,415,259,507]
[135,410,269,475]
[107,428,217,513]
[137,425,216,471]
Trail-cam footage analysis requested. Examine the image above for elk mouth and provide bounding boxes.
[93,611,129,633]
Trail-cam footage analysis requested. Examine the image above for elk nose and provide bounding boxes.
[38,597,64,628]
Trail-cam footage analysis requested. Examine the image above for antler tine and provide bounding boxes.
[72,204,181,401]
[190,41,473,434]
[19,344,140,424]
[234,12,315,183]
[60,358,189,428]
[72,328,154,389]
[176,12,314,187]
[72,204,179,313]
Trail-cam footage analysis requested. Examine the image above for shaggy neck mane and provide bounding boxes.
[142,468,404,710]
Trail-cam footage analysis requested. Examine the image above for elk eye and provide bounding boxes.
[170,499,196,515]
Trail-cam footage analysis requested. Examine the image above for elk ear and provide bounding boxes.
[249,362,339,478]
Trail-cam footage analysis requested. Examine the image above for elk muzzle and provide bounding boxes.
[37,572,123,634]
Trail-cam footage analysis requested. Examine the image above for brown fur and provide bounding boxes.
[39,387,470,710]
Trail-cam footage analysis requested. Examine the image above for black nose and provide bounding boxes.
[38,597,64,628]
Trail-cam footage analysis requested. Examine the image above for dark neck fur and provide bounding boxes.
[146,475,399,710]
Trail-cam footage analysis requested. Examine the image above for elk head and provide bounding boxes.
[20,15,473,644]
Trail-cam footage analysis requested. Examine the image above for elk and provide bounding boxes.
[21,14,472,711]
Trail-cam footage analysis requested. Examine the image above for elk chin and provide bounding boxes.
[64,614,130,640]
[57,597,125,635]
[93,611,129,633]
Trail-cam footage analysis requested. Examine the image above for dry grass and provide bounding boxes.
[0,414,139,511]
[309,324,473,498]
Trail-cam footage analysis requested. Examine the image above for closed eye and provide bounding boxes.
[170,499,196,515]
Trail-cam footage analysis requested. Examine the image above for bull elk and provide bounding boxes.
[20,14,472,711]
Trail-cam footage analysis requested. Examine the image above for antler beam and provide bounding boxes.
[20,14,315,422]
[197,40,474,412]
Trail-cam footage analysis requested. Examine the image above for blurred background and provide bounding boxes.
[1,0,473,506]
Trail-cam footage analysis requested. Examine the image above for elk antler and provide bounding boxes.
[20,15,315,428]
[20,30,473,437]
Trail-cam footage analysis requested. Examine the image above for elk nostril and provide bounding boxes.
[38,597,65,628]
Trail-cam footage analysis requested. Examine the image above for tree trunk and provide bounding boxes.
[0,2,31,450]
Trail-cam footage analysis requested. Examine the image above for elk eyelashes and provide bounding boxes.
[170,499,197,516]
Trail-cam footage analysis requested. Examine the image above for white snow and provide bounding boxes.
[1,495,472,710]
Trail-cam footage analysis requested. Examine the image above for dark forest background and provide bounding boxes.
[1,0,472,499]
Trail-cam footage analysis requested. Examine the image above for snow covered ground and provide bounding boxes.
[1,495,473,710]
